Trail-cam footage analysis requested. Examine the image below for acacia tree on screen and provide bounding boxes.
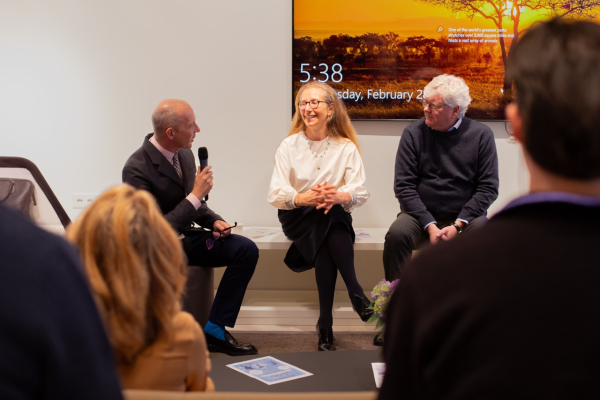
[404,36,440,64]
[381,32,402,61]
[420,0,600,87]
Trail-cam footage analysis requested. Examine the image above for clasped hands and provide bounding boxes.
[296,182,351,214]
[426,221,463,244]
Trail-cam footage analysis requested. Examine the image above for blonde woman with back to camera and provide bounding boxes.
[67,184,214,392]
[268,81,373,351]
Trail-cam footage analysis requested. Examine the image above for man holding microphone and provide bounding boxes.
[123,99,259,356]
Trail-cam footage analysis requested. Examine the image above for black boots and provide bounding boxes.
[316,323,336,351]
[351,294,374,322]
[316,294,372,351]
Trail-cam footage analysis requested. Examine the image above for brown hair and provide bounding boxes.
[67,184,186,365]
[506,18,600,179]
[289,81,361,152]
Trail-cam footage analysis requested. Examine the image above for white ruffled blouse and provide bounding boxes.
[267,132,370,212]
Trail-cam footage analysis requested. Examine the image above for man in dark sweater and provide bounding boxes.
[379,18,600,399]
[383,74,499,282]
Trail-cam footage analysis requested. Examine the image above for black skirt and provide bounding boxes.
[278,205,355,272]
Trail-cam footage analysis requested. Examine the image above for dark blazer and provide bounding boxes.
[122,134,222,234]
[380,200,600,400]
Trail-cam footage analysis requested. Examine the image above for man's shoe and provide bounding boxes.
[351,294,374,322]
[317,324,336,351]
[206,330,258,356]
[373,333,383,347]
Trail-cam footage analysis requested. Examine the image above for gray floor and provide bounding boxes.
[209,332,381,359]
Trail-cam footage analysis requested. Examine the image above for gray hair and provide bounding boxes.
[423,74,471,119]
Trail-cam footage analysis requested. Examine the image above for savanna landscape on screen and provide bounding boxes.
[293,0,600,119]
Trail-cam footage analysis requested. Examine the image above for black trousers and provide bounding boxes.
[383,212,487,281]
[183,230,258,328]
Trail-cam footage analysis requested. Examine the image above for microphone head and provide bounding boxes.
[198,147,208,160]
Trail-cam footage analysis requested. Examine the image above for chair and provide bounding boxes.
[182,266,214,329]
[0,157,70,234]
[123,389,377,400]
[0,156,215,326]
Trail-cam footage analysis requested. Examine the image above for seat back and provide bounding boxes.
[123,389,377,400]
[182,266,214,329]
[0,157,70,235]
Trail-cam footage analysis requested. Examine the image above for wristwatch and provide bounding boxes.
[451,222,462,234]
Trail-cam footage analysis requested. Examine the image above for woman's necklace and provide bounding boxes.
[305,134,330,170]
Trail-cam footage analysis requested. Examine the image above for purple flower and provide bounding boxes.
[368,279,401,332]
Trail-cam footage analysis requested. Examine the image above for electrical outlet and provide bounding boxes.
[72,193,99,209]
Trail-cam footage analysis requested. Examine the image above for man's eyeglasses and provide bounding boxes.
[298,100,329,110]
[206,222,237,250]
[422,99,449,111]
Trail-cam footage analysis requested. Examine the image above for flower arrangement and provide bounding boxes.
[368,279,400,341]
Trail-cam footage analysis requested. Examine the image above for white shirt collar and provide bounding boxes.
[149,134,176,161]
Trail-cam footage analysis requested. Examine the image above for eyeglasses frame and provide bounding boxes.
[298,100,330,110]
[206,222,238,250]
[422,99,450,111]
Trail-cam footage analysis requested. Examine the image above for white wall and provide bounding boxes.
[0,0,527,230]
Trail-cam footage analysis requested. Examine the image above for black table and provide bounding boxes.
[210,350,382,392]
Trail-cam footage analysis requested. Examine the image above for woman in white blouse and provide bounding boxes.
[268,81,372,351]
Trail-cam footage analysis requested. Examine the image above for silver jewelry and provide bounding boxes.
[305,134,330,170]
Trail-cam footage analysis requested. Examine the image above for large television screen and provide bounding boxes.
[293,0,600,120]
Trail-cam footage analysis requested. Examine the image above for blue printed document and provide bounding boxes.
[227,356,313,385]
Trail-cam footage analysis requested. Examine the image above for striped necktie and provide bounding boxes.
[172,153,183,179]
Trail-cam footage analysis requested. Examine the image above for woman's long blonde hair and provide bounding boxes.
[67,184,186,365]
[288,81,361,152]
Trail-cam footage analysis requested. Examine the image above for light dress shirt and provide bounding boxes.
[268,132,369,213]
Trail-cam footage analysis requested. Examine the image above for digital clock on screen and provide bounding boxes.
[298,63,343,83]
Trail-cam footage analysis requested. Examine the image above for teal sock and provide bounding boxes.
[204,320,225,340]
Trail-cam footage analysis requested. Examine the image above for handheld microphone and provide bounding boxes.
[198,147,209,201]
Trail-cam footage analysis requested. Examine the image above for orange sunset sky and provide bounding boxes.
[294,0,588,39]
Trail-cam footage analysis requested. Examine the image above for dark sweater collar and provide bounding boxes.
[496,191,600,217]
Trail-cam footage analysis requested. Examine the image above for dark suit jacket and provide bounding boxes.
[122,134,222,234]
[380,200,600,400]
